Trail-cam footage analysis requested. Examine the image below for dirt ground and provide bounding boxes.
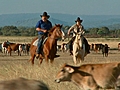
[0,50,120,64]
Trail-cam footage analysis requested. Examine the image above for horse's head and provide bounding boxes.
[76,32,83,40]
[49,24,65,40]
[75,32,84,48]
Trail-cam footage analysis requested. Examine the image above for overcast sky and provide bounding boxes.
[0,0,120,15]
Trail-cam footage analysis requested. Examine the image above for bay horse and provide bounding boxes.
[2,41,20,56]
[29,24,64,65]
[73,32,88,65]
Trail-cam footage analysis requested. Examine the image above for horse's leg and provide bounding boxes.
[73,55,77,65]
[77,57,81,64]
[39,58,43,65]
[29,55,35,65]
[50,59,54,64]
[28,51,35,65]
[45,55,49,64]
[9,50,11,56]
[81,56,84,63]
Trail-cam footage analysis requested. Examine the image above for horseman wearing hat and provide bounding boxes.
[67,17,90,55]
[36,12,52,58]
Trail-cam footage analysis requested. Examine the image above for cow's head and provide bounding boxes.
[55,64,74,83]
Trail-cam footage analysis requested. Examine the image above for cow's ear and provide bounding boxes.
[65,67,74,73]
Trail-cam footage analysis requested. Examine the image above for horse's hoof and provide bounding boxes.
[36,54,40,59]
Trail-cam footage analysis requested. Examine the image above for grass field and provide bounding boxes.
[0,36,120,48]
[0,36,120,90]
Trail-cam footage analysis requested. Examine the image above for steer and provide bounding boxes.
[0,77,49,90]
[55,64,99,90]
[55,63,120,89]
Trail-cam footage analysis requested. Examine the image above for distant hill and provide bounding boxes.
[0,13,120,29]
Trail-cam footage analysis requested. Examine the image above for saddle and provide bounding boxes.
[33,37,48,46]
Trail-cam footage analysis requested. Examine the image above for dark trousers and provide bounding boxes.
[37,34,44,54]
[37,33,48,54]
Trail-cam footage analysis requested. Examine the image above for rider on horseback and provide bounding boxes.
[67,17,90,55]
[36,12,52,58]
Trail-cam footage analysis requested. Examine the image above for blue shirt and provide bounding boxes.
[36,20,52,35]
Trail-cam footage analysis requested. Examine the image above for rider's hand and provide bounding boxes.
[43,29,47,33]
[67,32,70,36]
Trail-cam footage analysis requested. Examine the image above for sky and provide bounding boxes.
[0,0,120,15]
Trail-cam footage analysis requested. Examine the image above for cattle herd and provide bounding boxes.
[0,41,30,56]
[1,40,120,90]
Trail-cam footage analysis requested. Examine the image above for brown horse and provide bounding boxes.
[29,24,64,65]
[3,41,20,56]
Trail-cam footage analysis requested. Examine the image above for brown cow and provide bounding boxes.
[0,77,49,90]
[55,63,120,89]
[3,41,20,56]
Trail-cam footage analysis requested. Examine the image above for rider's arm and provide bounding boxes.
[81,25,85,35]
[36,28,47,33]
[36,21,47,33]
[67,24,75,35]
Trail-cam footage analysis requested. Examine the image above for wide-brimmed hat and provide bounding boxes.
[40,12,50,18]
[75,17,83,23]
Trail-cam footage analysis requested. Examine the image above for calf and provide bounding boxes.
[55,63,120,89]
[55,64,99,90]
[102,44,109,57]
[0,77,49,90]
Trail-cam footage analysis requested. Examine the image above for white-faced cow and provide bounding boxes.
[55,63,120,90]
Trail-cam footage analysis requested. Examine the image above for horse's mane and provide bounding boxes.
[31,24,62,45]
[49,26,56,33]
[48,24,62,36]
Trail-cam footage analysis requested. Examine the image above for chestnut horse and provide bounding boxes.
[29,24,64,65]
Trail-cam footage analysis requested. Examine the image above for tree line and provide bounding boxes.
[0,25,120,38]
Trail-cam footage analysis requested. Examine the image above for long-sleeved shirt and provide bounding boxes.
[36,20,52,35]
[68,24,85,37]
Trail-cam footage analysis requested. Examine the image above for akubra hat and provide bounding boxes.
[75,17,83,23]
[40,12,50,18]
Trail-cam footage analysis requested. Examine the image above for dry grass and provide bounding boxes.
[0,53,79,90]
[0,36,120,49]
[0,36,120,90]
[0,51,120,90]
[0,36,35,43]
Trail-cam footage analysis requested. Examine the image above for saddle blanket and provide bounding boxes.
[33,37,48,46]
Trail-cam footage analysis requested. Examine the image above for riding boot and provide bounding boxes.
[36,35,43,59]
